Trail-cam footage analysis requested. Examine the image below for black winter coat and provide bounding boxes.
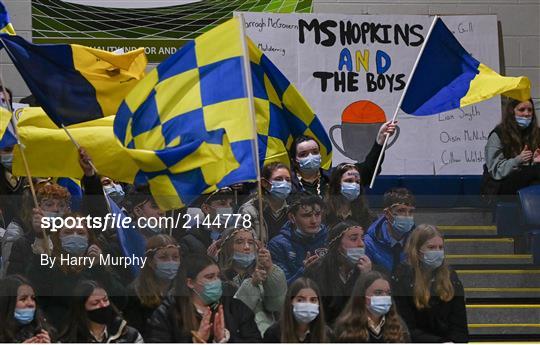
[391,264,468,343]
[145,295,262,343]
[60,317,141,343]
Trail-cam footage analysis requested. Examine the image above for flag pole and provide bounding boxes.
[237,13,265,241]
[369,15,439,189]
[0,79,52,255]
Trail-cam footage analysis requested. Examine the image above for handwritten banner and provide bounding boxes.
[240,13,500,175]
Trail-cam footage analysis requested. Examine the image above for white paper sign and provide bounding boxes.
[240,13,500,175]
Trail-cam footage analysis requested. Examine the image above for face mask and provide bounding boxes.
[14,307,35,325]
[104,184,125,203]
[233,252,256,268]
[391,216,414,237]
[292,302,319,323]
[421,250,445,269]
[198,279,222,305]
[61,234,88,256]
[0,153,13,170]
[298,154,321,172]
[345,247,365,264]
[270,180,292,200]
[216,207,233,227]
[294,225,320,239]
[154,260,180,280]
[87,305,116,325]
[516,116,532,128]
[368,296,392,316]
[341,182,360,201]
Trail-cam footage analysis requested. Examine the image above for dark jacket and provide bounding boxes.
[290,168,331,198]
[0,316,55,343]
[365,216,411,274]
[304,256,361,325]
[26,257,127,331]
[122,283,170,339]
[262,322,333,343]
[145,295,262,343]
[392,264,468,343]
[267,222,328,285]
[355,141,385,187]
[178,227,213,257]
[61,317,142,343]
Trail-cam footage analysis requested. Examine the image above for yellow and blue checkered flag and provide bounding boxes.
[114,18,257,210]
[0,107,16,148]
[248,39,332,170]
[0,1,15,35]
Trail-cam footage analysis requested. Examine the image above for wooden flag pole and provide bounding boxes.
[237,13,265,241]
[0,77,52,255]
[369,15,439,189]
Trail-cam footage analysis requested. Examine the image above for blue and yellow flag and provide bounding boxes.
[0,1,15,35]
[401,18,530,116]
[0,106,16,148]
[114,18,254,210]
[13,107,139,182]
[248,39,332,170]
[0,35,147,126]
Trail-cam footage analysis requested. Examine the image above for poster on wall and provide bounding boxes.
[31,0,314,62]
[240,13,500,175]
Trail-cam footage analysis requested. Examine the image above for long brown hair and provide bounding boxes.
[405,224,454,309]
[498,98,540,157]
[325,162,373,229]
[280,277,327,343]
[133,234,179,308]
[171,255,217,335]
[334,271,407,342]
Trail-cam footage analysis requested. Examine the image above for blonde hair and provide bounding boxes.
[405,224,454,309]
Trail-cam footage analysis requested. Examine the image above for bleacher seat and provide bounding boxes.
[517,185,540,265]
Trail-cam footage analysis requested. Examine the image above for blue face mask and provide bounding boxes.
[233,252,256,268]
[198,279,222,305]
[341,182,360,201]
[345,247,365,264]
[14,307,35,325]
[368,296,392,316]
[104,183,125,203]
[516,116,532,128]
[61,234,88,256]
[298,154,321,172]
[391,216,415,237]
[422,250,445,269]
[154,261,180,280]
[270,180,291,200]
[0,153,13,170]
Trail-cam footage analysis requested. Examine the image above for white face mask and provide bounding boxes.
[368,295,392,316]
[292,302,319,323]
[421,250,445,268]
[345,247,365,264]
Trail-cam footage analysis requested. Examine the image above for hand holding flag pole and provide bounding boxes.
[369,16,439,189]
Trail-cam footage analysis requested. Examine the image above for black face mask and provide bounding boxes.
[87,305,116,325]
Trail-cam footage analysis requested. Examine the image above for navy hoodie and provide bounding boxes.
[268,221,328,285]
